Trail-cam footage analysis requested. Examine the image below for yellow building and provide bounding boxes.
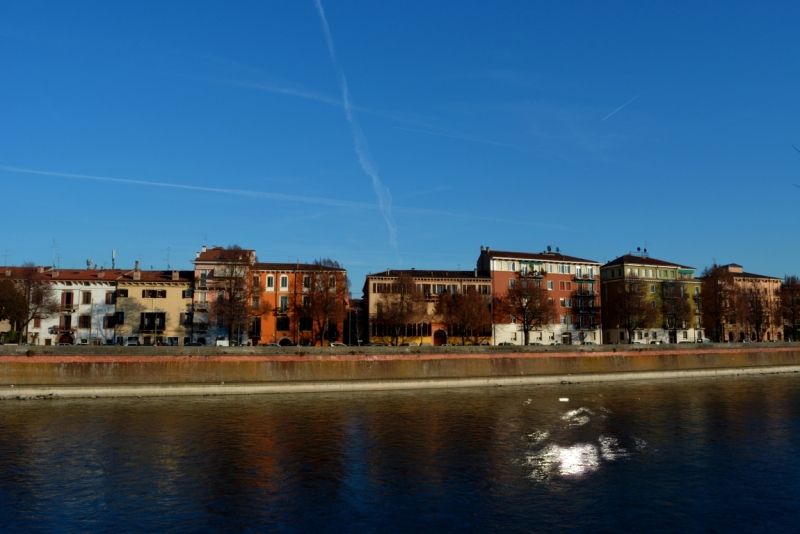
[114,263,194,345]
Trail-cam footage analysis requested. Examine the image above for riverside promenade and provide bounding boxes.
[1,343,799,399]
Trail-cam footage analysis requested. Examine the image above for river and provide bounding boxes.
[1,373,799,532]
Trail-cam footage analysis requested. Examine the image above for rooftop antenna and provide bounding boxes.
[2,248,10,266]
[111,250,116,269]
[547,245,552,252]
[164,247,171,269]
[51,239,57,268]
[55,253,61,268]
[86,259,93,269]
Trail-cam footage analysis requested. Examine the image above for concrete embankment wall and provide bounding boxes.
[1,344,799,398]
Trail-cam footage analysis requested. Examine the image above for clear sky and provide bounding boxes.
[1,1,799,294]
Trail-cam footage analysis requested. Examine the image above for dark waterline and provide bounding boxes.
[1,374,799,533]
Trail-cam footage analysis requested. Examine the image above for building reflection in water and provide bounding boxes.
[0,374,799,531]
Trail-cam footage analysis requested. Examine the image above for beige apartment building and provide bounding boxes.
[114,263,194,345]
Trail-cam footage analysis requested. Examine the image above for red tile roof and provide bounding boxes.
[483,249,599,264]
[602,254,694,270]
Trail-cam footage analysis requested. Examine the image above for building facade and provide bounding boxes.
[477,247,602,345]
[364,269,493,346]
[718,264,782,342]
[600,253,702,344]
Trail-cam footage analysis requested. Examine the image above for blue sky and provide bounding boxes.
[1,1,799,293]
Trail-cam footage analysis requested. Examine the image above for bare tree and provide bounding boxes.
[740,283,772,341]
[299,258,349,346]
[375,273,427,346]
[781,275,800,341]
[435,287,492,345]
[661,282,692,343]
[700,264,736,342]
[495,278,556,345]
[604,280,657,344]
[13,264,59,343]
[211,249,271,345]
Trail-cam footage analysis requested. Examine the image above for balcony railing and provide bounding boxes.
[575,290,597,297]
[574,274,598,281]
[138,326,165,333]
[576,306,601,314]
[195,301,210,310]
[60,303,78,311]
[193,322,209,332]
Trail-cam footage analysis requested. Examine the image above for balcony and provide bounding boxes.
[576,306,601,314]
[138,326,165,334]
[575,290,597,297]
[521,270,544,278]
[60,303,78,312]
[193,322,209,332]
[574,274,598,282]
[195,301,210,310]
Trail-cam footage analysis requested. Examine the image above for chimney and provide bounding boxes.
[201,245,207,253]
[37,266,44,273]
[4,269,10,277]
[480,246,484,252]
[196,252,200,259]
[172,270,179,281]
[53,270,60,278]
[474,268,477,277]
[133,261,141,281]
[98,270,105,279]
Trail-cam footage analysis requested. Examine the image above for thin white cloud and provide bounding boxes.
[601,94,641,122]
[0,165,569,230]
[314,0,398,253]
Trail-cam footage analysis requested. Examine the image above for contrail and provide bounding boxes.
[393,126,530,151]
[601,93,641,121]
[314,0,398,253]
[0,165,569,230]
[0,166,377,210]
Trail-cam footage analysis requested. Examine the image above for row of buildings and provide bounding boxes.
[0,244,787,346]
[363,247,784,346]
[0,246,347,347]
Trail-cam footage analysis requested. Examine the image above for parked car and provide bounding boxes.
[329,343,347,347]
[497,342,515,346]
[124,338,140,346]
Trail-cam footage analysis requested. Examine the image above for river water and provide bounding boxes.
[1,373,799,532]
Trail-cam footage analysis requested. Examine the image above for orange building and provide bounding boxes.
[253,262,348,346]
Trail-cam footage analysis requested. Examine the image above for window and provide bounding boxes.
[252,275,260,288]
[167,337,179,346]
[303,275,310,289]
[329,275,336,289]
[182,289,193,299]
[509,279,516,289]
[634,269,639,277]
[279,296,288,311]
[651,301,656,309]
[142,290,166,298]
[560,315,567,324]
[117,289,128,298]
[104,315,115,328]
[626,268,631,276]
[680,286,685,297]
[522,265,529,275]
[299,317,313,331]
[252,297,260,309]
[510,314,516,324]
[115,311,125,325]
[509,262,515,272]
[547,264,553,273]
[276,317,290,331]
[280,275,288,289]
[140,312,166,331]
[82,292,92,305]
[588,267,594,277]
[79,315,91,329]
[559,281,572,291]
[105,291,115,305]
[648,269,653,278]
[199,270,208,286]
[547,281,553,290]
[267,275,274,289]
[695,286,700,296]
[33,316,41,328]
[650,284,655,293]
[302,296,310,307]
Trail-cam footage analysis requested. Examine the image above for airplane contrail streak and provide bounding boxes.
[314,0,398,254]
[0,165,570,230]
[601,93,641,121]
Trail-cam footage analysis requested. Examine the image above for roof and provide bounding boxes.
[734,271,781,281]
[194,246,255,264]
[602,254,694,270]
[253,262,346,272]
[367,269,490,280]
[482,249,599,264]
[0,266,193,283]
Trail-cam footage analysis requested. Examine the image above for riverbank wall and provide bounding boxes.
[1,343,799,398]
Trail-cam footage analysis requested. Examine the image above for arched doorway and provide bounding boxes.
[561,332,572,345]
[58,333,73,345]
[433,330,447,346]
[278,337,293,347]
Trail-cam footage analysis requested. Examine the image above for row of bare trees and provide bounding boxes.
[373,273,563,346]
[0,263,59,343]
